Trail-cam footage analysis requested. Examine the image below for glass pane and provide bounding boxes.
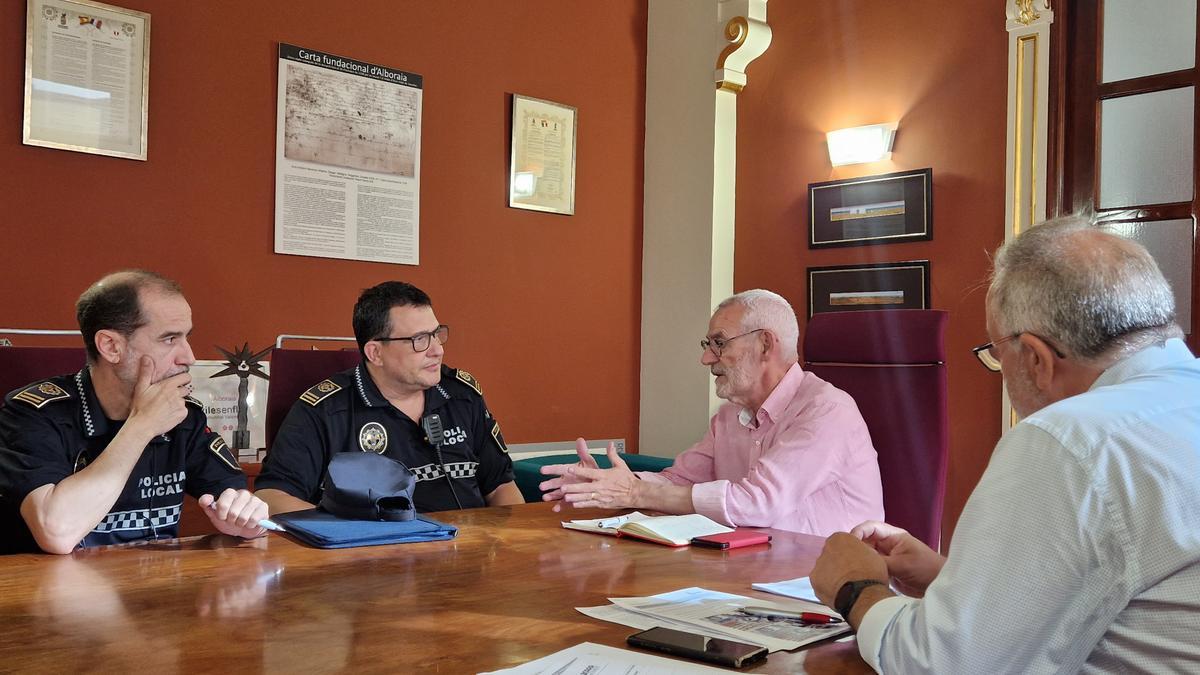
[1101,219,1195,334]
[1103,0,1196,83]
[1099,87,1194,209]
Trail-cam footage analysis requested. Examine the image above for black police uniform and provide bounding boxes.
[0,369,248,554]
[256,363,515,513]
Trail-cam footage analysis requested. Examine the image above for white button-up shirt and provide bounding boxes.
[858,338,1200,673]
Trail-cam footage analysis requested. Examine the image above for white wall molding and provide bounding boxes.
[1002,0,1054,429]
[640,0,770,457]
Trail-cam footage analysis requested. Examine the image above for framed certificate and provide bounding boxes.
[23,0,151,160]
[508,94,577,215]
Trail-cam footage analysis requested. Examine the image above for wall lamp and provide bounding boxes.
[826,122,898,166]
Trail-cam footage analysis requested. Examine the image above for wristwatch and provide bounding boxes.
[834,579,887,620]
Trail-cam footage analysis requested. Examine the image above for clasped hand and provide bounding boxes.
[810,520,947,610]
[539,438,639,511]
[199,488,269,539]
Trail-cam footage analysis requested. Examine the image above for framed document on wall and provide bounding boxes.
[808,168,932,248]
[509,94,577,215]
[24,0,151,160]
[807,260,931,318]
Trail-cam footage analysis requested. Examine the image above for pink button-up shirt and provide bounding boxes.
[639,364,883,536]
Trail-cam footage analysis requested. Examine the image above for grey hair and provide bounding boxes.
[717,289,800,362]
[988,215,1181,363]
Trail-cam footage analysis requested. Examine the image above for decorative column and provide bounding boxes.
[1002,0,1054,428]
[639,0,770,457]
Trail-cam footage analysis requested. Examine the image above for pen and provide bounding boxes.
[597,515,631,529]
[740,606,843,624]
[258,518,287,532]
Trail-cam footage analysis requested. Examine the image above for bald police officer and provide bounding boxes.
[0,270,268,554]
[255,281,524,515]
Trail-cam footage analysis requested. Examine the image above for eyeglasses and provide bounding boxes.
[971,332,1065,372]
[700,329,764,357]
[374,325,449,352]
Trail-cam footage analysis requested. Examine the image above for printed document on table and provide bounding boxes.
[610,588,848,652]
[479,641,729,674]
[751,576,820,603]
[578,587,750,639]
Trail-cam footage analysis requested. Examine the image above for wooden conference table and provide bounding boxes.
[0,503,870,673]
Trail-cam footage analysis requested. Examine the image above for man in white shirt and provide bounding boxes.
[810,216,1200,672]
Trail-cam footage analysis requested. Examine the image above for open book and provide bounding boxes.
[562,511,733,547]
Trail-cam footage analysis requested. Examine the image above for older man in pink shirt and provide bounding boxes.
[539,289,884,536]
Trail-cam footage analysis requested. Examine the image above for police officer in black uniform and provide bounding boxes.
[256,282,524,515]
[0,271,268,554]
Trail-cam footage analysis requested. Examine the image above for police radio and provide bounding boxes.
[422,413,463,510]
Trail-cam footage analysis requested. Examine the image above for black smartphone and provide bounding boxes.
[627,626,768,668]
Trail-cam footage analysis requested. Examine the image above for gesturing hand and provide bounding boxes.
[127,356,191,438]
[200,489,268,539]
[539,438,602,511]
[555,442,638,510]
[850,520,946,597]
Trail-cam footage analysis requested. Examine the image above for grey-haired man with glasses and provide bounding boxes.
[810,216,1200,673]
[256,281,523,515]
[540,289,884,536]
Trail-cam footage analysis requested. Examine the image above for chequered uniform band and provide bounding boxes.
[91,504,182,533]
[410,461,478,482]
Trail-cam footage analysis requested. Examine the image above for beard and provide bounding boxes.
[113,353,189,387]
[712,354,755,402]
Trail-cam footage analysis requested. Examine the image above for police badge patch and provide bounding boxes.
[491,421,508,453]
[209,436,241,471]
[359,422,388,454]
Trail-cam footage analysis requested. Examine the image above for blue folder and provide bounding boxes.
[272,509,458,549]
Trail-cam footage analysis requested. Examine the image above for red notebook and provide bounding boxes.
[690,530,772,549]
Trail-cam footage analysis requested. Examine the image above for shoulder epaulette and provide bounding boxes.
[11,381,72,409]
[454,369,483,396]
[185,395,204,408]
[300,379,342,406]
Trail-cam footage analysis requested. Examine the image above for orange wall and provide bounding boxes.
[735,3,1008,543]
[0,1,647,451]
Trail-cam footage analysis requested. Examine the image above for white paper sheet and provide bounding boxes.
[750,576,820,603]
[479,642,729,674]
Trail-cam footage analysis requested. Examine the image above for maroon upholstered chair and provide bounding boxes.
[803,309,949,550]
[0,347,88,404]
[264,348,361,449]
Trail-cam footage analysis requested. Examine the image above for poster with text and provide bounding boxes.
[274,43,422,265]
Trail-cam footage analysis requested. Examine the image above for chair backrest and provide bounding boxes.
[803,309,949,550]
[265,348,361,449]
[0,347,89,404]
